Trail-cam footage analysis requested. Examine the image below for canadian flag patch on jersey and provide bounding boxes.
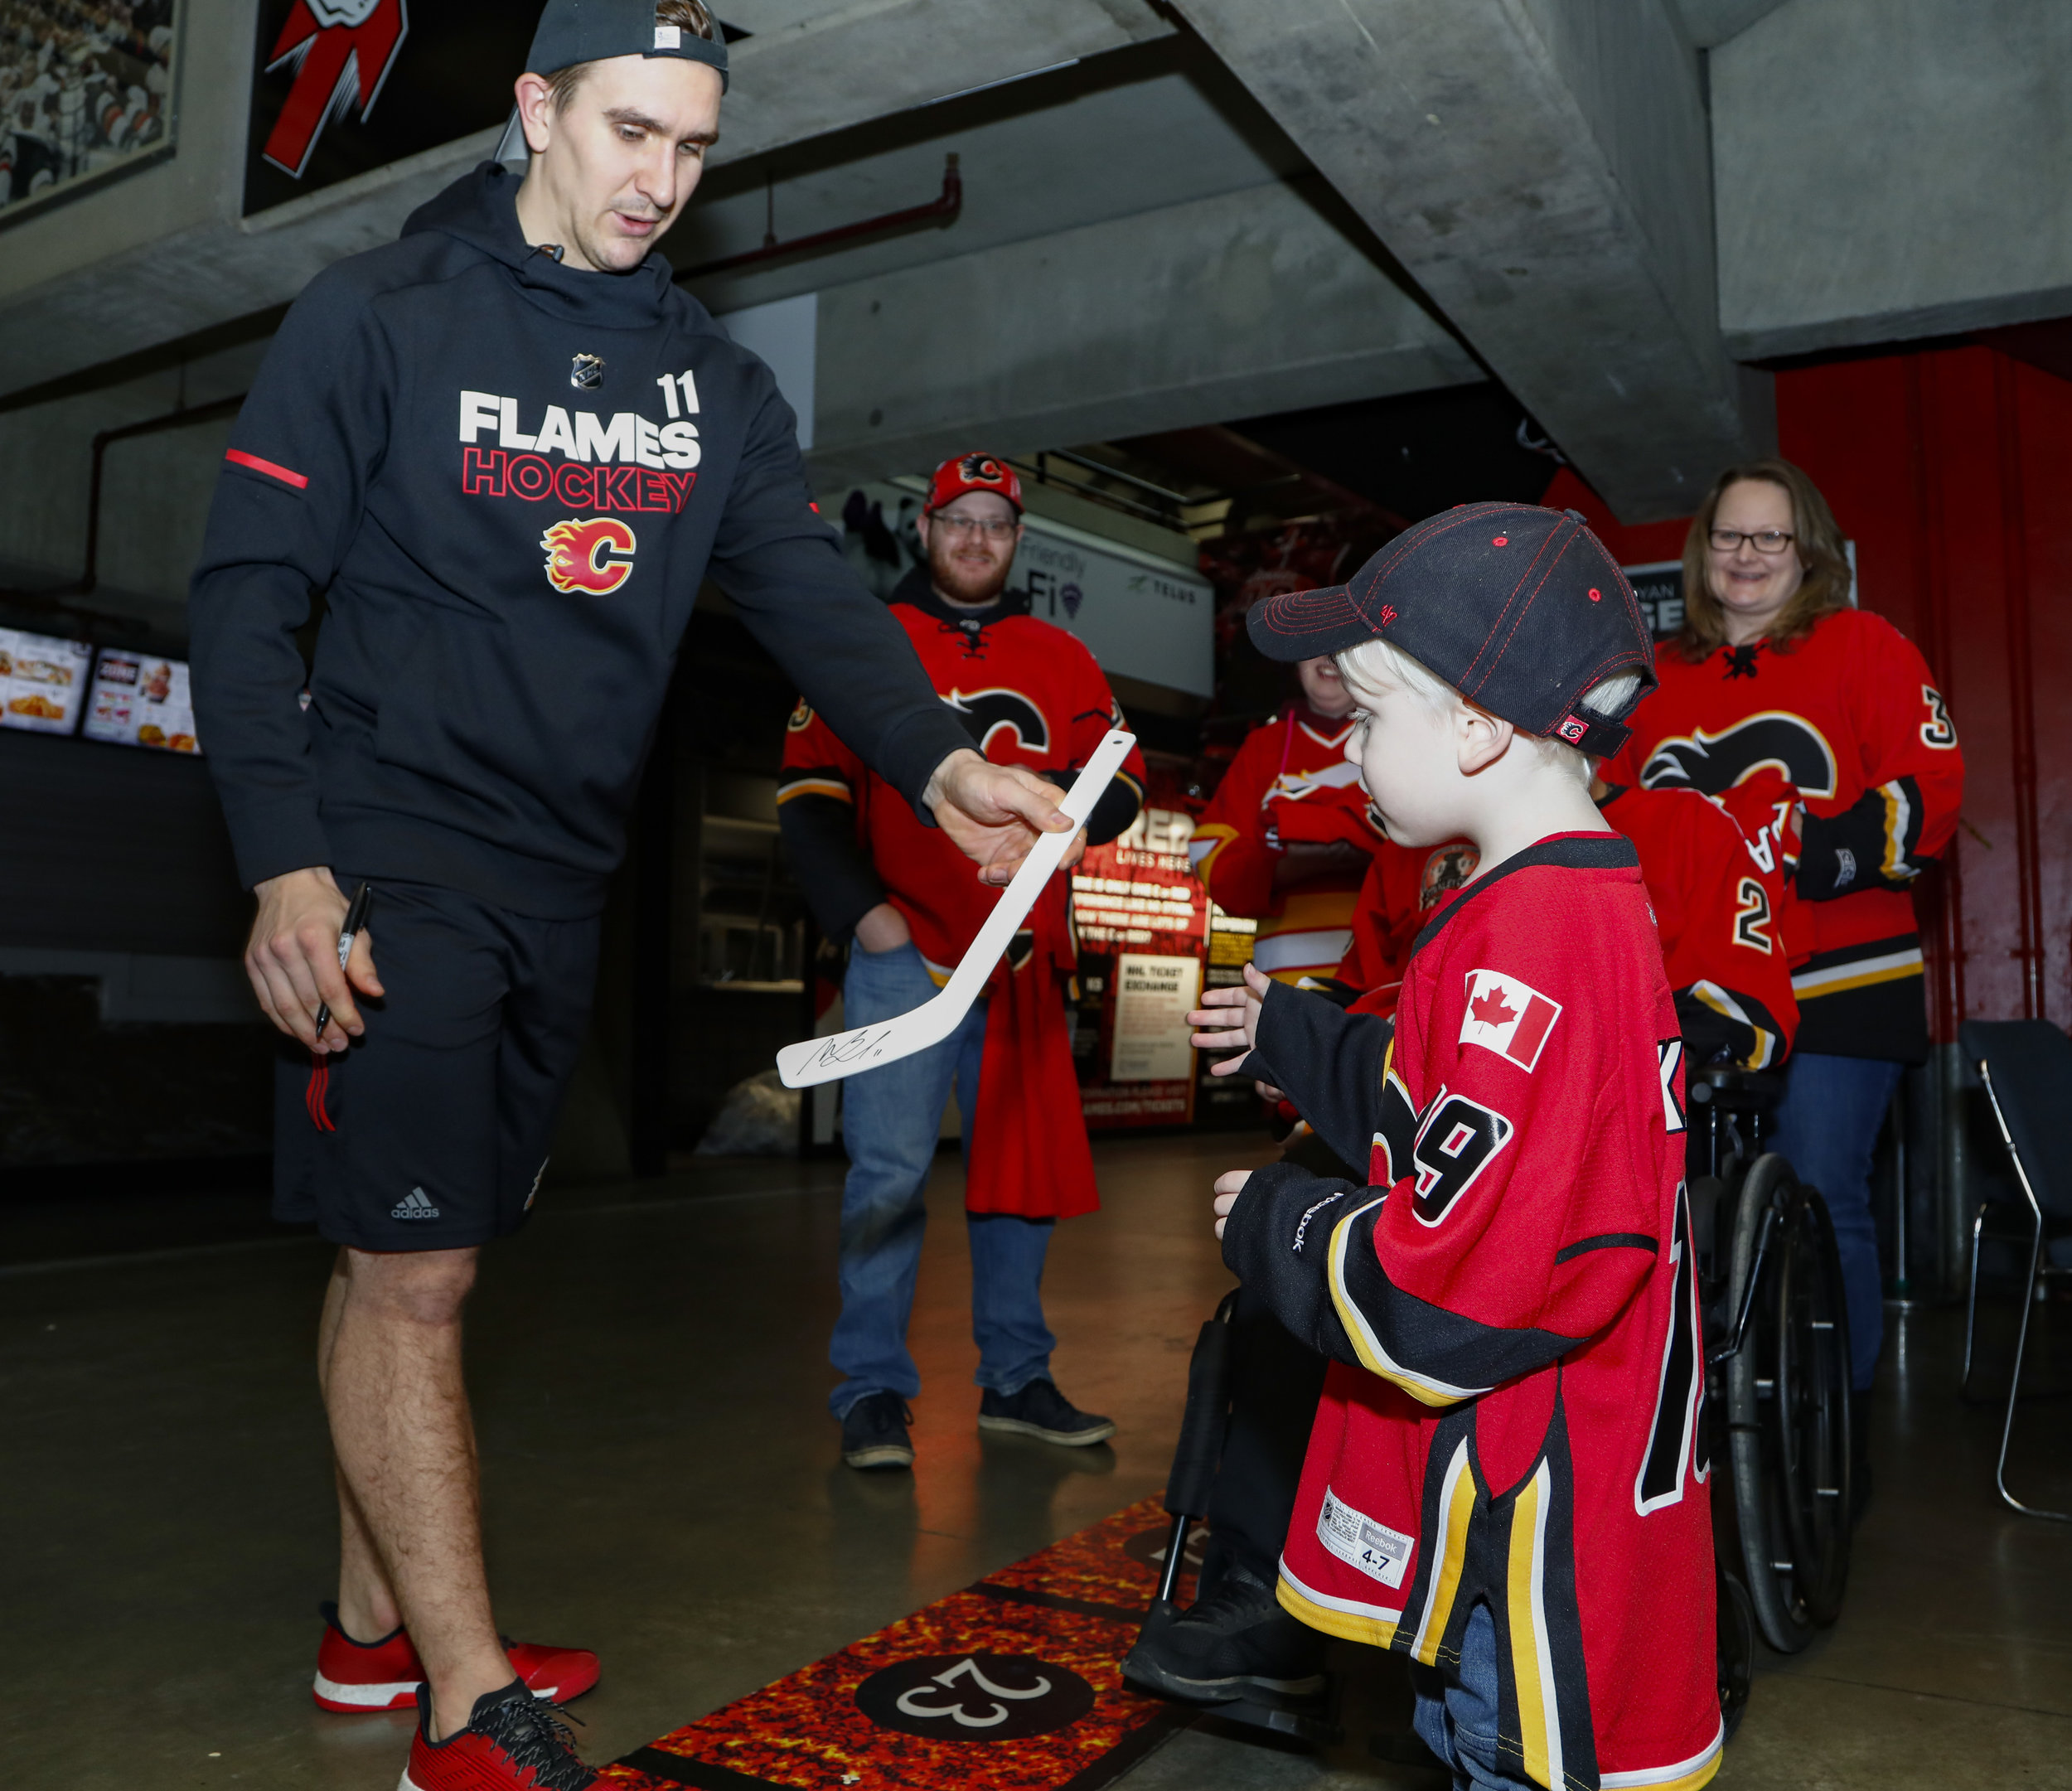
[1459,969,1562,1072]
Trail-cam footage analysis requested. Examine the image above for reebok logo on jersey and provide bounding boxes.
[1459,969,1562,1072]
[391,1187,440,1221]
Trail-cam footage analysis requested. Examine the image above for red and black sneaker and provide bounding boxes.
[314,1604,600,1713]
[401,1680,596,1791]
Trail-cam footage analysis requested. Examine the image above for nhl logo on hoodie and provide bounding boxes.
[541,518,637,595]
[1459,968,1562,1072]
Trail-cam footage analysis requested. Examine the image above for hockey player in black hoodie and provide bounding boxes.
[188,5,1077,1785]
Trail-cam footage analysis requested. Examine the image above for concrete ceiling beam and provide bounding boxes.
[805,177,1482,492]
[1714,0,2072,360]
[1673,0,1793,50]
[1172,0,1773,521]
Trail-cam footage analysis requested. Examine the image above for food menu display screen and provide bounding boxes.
[82,650,202,755]
[0,628,94,734]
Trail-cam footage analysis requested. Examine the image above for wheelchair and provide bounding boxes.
[1131,1062,1855,1750]
[1687,1065,1855,1735]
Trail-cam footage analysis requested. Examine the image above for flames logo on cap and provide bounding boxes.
[541,519,637,596]
[958,454,1009,489]
[261,0,410,179]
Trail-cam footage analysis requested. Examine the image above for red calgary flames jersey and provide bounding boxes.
[778,605,1144,980]
[1335,838,1484,1016]
[1600,777,1800,1070]
[1228,835,1719,1791]
[1608,608,1962,1060]
[1191,707,1382,984]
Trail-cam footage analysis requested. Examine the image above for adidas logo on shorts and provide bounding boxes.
[391,1187,441,1221]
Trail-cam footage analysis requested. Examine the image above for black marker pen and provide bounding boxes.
[313,881,373,1036]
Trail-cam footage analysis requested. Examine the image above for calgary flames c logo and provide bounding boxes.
[541,518,637,596]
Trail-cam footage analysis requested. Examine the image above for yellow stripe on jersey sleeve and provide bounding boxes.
[775,777,852,806]
[1410,1440,1476,1666]
[1327,1203,1489,1408]
[1506,1459,1564,1791]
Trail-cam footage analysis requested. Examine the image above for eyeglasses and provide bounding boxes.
[1708,528,1795,554]
[931,514,1018,540]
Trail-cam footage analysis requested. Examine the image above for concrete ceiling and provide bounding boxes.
[672,36,1310,314]
[0,0,2065,564]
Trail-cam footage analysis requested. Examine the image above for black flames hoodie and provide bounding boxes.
[190,162,970,917]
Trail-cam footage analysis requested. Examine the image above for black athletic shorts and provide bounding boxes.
[274,876,601,1251]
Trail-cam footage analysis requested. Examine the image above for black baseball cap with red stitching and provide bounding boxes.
[1246,501,1657,757]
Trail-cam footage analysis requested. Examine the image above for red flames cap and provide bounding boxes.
[925,452,1023,514]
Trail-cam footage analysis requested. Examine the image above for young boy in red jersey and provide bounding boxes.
[1193,505,1721,1791]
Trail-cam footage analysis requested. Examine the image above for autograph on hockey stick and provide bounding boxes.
[776,729,1135,1089]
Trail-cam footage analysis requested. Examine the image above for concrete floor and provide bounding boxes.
[3,1133,2070,1789]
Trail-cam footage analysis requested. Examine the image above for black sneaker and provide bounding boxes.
[840,1392,915,1469]
[400,1678,595,1789]
[977,1378,1116,1446]
[1123,1564,1327,1704]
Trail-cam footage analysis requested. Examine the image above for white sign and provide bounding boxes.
[1109,952,1202,1083]
[1014,516,1214,697]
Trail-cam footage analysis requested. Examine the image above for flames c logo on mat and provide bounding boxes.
[541,518,637,595]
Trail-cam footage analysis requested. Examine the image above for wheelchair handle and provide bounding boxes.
[1709,1202,1779,1368]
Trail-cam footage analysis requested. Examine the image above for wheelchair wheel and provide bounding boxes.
[1725,1154,1853,1653]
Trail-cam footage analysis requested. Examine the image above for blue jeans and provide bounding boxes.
[1411,1604,1537,1791]
[829,941,1056,1418]
[1767,1051,1903,1393]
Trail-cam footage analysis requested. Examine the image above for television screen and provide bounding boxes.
[83,649,201,754]
[0,628,93,733]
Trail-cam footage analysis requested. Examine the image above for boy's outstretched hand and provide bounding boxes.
[1213,1169,1251,1240]
[1189,961,1273,1075]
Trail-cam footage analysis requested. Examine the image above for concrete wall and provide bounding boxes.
[0,0,251,309]
[0,336,262,620]
[808,177,1478,490]
[1715,0,2072,357]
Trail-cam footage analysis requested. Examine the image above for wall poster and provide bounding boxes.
[1,0,178,227]
[1070,806,1206,1130]
[242,0,545,216]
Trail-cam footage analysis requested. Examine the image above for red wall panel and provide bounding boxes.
[1542,344,2072,1035]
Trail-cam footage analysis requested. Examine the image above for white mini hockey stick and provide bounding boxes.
[776,729,1136,1089]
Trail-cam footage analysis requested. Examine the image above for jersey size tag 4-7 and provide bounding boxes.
[1318,1487,1414,1589]
[1459,968,1562,1072]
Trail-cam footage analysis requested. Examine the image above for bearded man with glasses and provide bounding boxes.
[780,453,1148,1469]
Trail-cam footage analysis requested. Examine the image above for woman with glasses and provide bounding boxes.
[1609,458,1965,1515]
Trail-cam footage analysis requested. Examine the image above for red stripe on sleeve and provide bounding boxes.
[225,448,309,490]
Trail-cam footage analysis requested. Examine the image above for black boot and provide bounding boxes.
[1122,1564,1326,1705]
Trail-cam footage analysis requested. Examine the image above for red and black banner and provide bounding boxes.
[242,0,545,216]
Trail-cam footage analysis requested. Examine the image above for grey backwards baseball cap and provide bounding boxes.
[525,0,729,90]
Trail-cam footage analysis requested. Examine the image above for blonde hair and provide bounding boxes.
[1335,637,1640,787]
[1677,457,1852,661]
